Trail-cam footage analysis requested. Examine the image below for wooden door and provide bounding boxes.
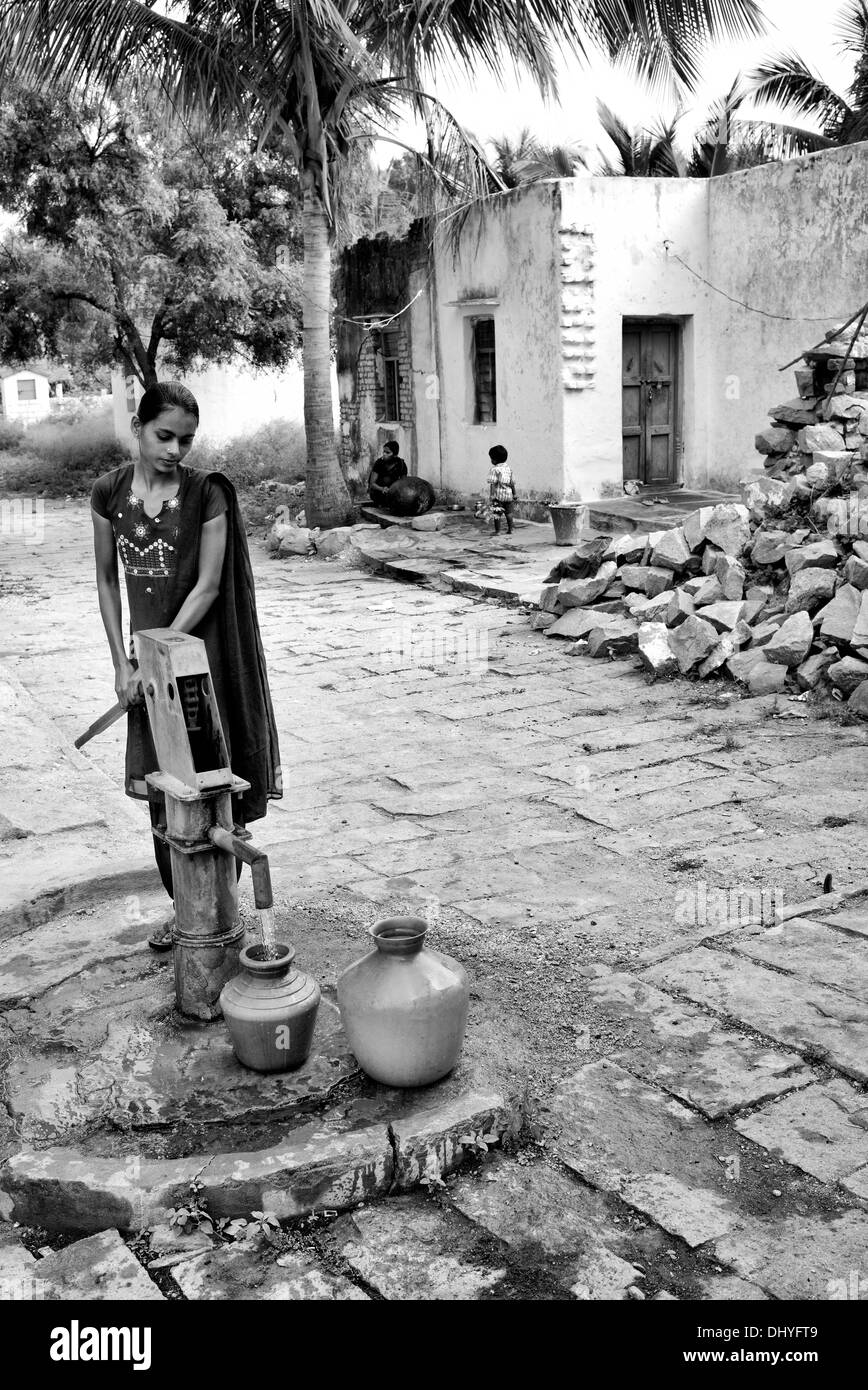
[622,322,678,485]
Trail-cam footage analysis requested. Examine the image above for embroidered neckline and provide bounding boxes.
[127,467,184,519]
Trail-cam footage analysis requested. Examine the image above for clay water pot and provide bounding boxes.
[387,476,436,516]
[337,917,469,1087]
[220,943,320,1073]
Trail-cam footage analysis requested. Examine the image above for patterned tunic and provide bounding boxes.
[90,463,227,653]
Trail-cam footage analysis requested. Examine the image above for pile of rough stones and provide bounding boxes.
[531,367,868,714]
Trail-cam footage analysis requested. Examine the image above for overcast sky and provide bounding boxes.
[379,0,859,164]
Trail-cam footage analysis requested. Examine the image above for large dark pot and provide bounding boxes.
[337,917,469,1087]
[387,477,436,516]
[220,943,320,1073]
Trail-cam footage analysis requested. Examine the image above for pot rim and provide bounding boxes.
[369,915,428,943]
[239,942,295,973]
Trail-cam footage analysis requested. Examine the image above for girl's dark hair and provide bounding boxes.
[384,440,400,455]
[137,382,200,425]
[489,444,508,464]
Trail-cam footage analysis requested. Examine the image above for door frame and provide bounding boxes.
[622,316,684,488]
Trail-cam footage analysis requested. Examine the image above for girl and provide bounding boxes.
[90,382,282,948]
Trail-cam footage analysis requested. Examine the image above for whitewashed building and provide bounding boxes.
[0,365,53,424]
[335,142,868,504]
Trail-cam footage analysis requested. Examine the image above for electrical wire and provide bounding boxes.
[662,242,850,323]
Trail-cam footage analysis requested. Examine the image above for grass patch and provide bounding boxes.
[0,402,127,496]
[0,408,311,533]
[194,418,307,490]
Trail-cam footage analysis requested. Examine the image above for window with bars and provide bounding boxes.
[16,377,37,401]
[472,318,496,423]
[380,330,401,421]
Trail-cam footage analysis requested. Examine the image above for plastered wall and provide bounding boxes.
[707,142,868,486]
[431,183,564,498]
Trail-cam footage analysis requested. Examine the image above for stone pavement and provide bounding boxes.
[1,501,867,1300]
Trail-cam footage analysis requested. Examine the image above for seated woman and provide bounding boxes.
[368,440,408,508]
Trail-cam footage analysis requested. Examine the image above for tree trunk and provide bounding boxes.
[302,186,353,529]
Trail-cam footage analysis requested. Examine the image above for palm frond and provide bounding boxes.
[366,0,595,99]
[0,0,250,125]
[593,0,766,97]
[744,52,852,127]
[836,0,868,56]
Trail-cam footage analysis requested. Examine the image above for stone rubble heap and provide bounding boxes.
[532,348,868,714]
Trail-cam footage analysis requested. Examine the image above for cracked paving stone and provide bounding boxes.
[321,1193,511,1300]
[642,947,868,1085]
[713,1212,868,1300]
[34,1229,164,1300]
[170,1241,369,1300]
[550,1060,739,1248]
[447,1153,640,1299]
[582,966,816,1118]
[733,1078,868,1188]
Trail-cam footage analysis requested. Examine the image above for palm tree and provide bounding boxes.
[744,0,868,154]
[0,1,767,526]
[596,102,685,175]
[491,129,587,185]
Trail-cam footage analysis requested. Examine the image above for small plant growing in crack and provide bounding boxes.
[216,1217,249,1242]
[247,1211,282,1239]
[418,1153,447,1193]
[502,1081,546,1157]
[459,1129,500,1156]
[168,1181,214,1236]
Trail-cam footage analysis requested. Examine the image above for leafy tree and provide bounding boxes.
[0,0,767,527]
[0,85,302,390]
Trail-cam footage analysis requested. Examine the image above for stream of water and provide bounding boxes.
[256,906,282,959]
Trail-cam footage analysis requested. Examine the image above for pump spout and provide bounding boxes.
[208,826,273,909]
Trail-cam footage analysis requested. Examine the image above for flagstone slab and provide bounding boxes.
[733,1079,868,1185]
[818,905,868,939]
[170,1242,369,1300]
[726,917,868,1001]
[581,967,816,1118]
[0,1226,40,1300]
[713,1212,868,1300]
[35,1229,164,1300]
[643,948,868,1084]
[550,1061,739,1247]
[448,1154,640,1299]
[322,1194,509,1300]
[0,890,178,1004]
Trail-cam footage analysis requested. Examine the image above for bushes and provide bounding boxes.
[0,419,24,452]
[194,418,307,488]
[0,405,310,503]
[0,401,127,495]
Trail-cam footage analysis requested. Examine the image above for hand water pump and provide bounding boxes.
[135,628,273,1020]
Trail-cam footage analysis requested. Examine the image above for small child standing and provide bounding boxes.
[487,444,517,536]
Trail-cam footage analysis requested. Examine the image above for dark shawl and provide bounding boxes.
[126,468,282,821]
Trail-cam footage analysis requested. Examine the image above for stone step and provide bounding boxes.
[1,1075,504,1234]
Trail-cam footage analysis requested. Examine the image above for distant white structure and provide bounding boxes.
[0,364,54,424]
[111,357,337,452]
